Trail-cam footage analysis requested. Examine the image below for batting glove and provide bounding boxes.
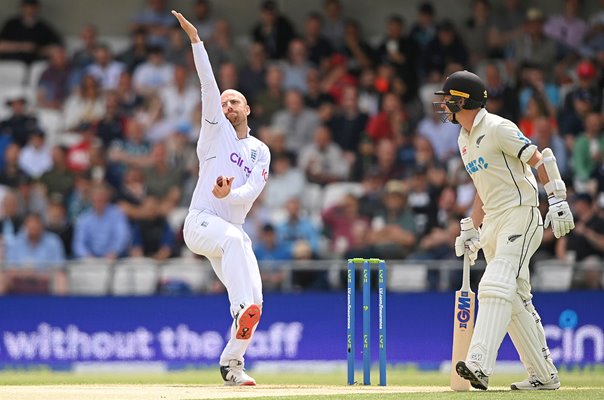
[454,217,481,265]
[544,196,575,239]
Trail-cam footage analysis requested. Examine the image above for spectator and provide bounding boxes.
[160,64,199,128]
[356,68,380,116]
[298,125,349,185]
[263,154,305,212]
[206,19,245,70]
[254,223,289,291]
[342,19,375,75]
[489,0,525,56]
[0,190,23,254]
[191,0,216,40]
[115,71,144,116]
[0,94,38,148]
[322,193,370,256]
[38,146,73,198]
[321,0,345,51]
[282,39,313,94]
[559,60,602,138]
[144,142,183,215]
[130,0,172,48]
[556,193,604,262]
[416,98,460,162]
[572,113,603,188]
[130,197,175,261]
[460,0,496,67]
[73,183,130,260]
[37,46,75,110]
[518,64,559,117]
[272,89,320,152]
[65,122,99,173]
[96,91,126,148]
[0,0,62,63]
[217,62,240,94]
[254,223,291,261]
[330,85,368,158]
[362,180,418,259]
[0,144,28,188]
[118,28,149,73]
[238,42,268,103]
[45,197,73,258]
[108,118,153,177]
[3,212,66,294]
[506,8,557,77]
[264,127,297,169]
[277,198,321,257]
[543,0,588,56]
[483,61,518,122]
[17,128,52,179]
[86,44,126,91]
[409,2,437,56]
[115,167,149,221]
[63,74,105,130]
[574,255,603,290]
[66,172,92,222]
[366,92,407,144]
[407,167,439,237]
[304,68,334,110]
[518,95,557,139]
[422,20,469,78]
[71,24,99,71]
[165,24,190,66]
[302,12,334,69]
[133,45,174,97]
[252,0,296,60]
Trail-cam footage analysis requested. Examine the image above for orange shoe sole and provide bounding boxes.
[236,304,261,339]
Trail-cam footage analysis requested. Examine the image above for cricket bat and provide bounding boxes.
[450,254,475,391]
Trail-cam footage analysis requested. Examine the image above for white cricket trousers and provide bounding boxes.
[183,209,263,366]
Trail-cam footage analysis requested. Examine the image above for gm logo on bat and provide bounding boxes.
[456,292,472,330]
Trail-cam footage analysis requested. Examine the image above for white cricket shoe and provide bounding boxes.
[456,360,489,390]
[220,360,256,386]
[511,374,560,390]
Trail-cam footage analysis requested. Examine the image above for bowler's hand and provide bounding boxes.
[212,176,234,199]
[171,10,201,43]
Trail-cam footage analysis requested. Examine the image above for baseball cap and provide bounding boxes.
[577,61,596,80]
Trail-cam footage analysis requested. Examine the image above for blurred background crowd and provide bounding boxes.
[0,0,603,295]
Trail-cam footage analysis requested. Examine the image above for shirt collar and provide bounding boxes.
[462,108,488,135]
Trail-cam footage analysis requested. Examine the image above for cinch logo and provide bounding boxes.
[230,152,252,176]
[456,294,472,330]
[545,309,604,363]
[465,157,489,175]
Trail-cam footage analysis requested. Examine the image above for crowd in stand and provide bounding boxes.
[0,0,603,294]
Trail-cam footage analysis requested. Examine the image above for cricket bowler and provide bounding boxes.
[433,70,574,390]
[173,10,270,386]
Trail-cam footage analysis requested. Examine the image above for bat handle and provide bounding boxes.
[461,254,471,291]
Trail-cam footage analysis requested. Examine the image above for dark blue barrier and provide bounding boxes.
[0,292,602,368]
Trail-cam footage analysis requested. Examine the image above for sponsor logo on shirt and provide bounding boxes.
[516,131,531,145]
[465,157,489,175]
[462,146,467,156]
[251,149,257,162]
[476,135,485,147]
[230,152,253,176]
[262,168,268,182]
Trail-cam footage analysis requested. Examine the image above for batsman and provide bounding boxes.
[433,71,574,390]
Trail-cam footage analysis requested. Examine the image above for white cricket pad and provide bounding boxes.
[508,296,558,382]
[466,258,517,376]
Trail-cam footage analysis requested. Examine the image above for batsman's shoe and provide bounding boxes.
[511,374,560,390]
[220,360,256,386]
[456,361,489,390]
[235,304,261,340]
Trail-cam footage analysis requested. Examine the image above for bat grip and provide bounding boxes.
[461,254,471,291]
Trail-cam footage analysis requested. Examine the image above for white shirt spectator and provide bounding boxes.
[133,60,174,95]
[417,114,461,162]
[86,61,125,90]
[18,136,53,179]
[160,84,199,125]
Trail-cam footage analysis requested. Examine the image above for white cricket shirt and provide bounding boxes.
[188,42,270,225]
[458,108,538,217]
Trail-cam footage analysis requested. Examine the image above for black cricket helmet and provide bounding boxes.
[433,70,487,123]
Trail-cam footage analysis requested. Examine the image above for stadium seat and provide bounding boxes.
[0,61,27,86]
[67,260,113,295]
[27,60,49,92]
[111,257,159,295]
[159,258,212,293]
[321,182,364,210]
[386,263,428,292]
[532,260,574,291]
[36,109,64,145]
